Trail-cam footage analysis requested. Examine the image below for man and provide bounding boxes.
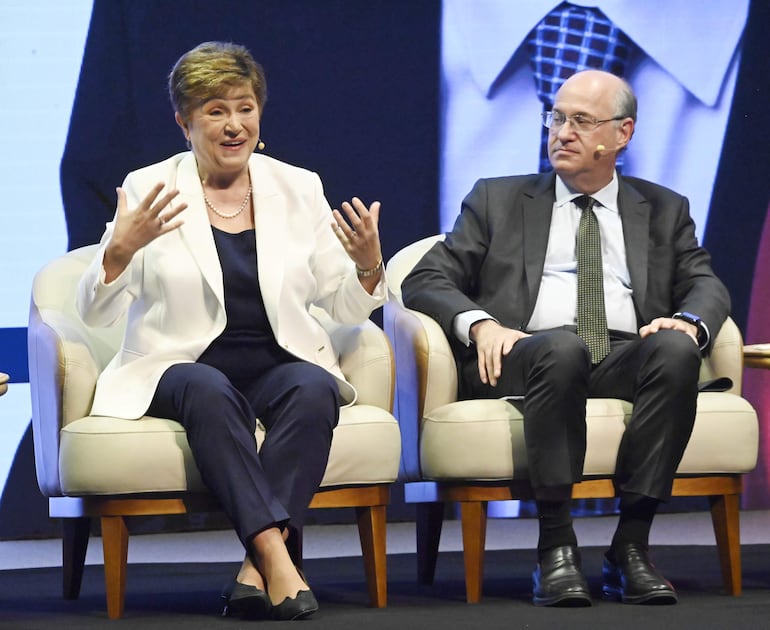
[402,70,730,607]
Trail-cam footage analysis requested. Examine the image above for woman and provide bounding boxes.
[76,41,387,621]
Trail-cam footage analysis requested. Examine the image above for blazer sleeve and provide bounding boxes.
[668,197,731,352]
[633,180,731,353]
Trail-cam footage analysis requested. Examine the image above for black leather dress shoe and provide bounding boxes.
[602,543,678,605]
[220,578,272,619]
[532,545,592,607]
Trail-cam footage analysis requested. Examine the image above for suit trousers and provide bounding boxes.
[462,328,701,501]
[147,361,340,549]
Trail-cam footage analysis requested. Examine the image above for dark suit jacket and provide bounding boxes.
[402,172,731,371]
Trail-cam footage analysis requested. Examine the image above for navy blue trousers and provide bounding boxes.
[147,361,339,548]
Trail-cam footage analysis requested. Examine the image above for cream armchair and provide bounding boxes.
[384,234,759,603]
[28,245,401,619]
[0,372,8,396]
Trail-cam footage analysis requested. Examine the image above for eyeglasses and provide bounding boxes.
[542,110,626,134]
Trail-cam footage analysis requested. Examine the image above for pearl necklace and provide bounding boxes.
[203,185,253,219]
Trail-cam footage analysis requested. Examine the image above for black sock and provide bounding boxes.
[536,499,577,559]
[608,493,660,561]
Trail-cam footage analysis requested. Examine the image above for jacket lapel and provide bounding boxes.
[522,173,556,310]
[175,153,225,310]
[250,156,285,332]
[618,179,650,312]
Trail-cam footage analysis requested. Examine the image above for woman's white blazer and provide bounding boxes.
[77,152,386,419]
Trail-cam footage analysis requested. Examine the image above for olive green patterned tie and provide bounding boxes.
[575,195,610,364]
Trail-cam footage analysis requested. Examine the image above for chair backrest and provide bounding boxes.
[30,244,122,423]
[31,245,123,371]
[386,234,445,304]
[28,245,109,495]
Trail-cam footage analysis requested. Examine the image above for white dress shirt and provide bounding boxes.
[441,0,749,241]
[528,174,635,332]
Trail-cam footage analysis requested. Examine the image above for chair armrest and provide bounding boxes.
[383,234,460,480]
[28,303,101,497]
[330,319,395,411]
[699,317,743,395]
[309,302,395,411]
[383,296,459,481]
[384,298,458,418]
[0,372,8,396]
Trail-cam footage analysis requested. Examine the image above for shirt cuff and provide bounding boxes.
[453,309,497,346]
[696,320,711,351]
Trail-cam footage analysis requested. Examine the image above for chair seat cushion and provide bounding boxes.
[58,405,401,495]
[419,393,758,481]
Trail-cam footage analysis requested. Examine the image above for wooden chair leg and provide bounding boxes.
[459,500,487,604]
[101,515,129,619]
[62,517,91,599]
[415,502,445,585]
[356,504,388,607]
[709,493,742,595]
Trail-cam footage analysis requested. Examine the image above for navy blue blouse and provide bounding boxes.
[197,227,295,384]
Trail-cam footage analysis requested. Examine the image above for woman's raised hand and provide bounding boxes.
[103,183,187,282]
[331,197,382,274]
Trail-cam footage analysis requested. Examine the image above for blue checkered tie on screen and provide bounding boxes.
[527,3,633,172]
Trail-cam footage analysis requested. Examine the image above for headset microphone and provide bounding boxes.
[594,143,620,155]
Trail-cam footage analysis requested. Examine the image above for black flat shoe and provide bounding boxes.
[532,545,592,607]
[602,543,678,605]
[271,589,319,621]
[221,577,272,620]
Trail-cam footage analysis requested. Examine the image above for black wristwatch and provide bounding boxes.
[672,311,702,328]
[672,311,708,348]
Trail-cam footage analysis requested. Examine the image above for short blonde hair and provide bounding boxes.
[168,41,267,122]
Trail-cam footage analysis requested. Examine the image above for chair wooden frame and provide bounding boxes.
[51,485,390,619]
[406,477,742,603]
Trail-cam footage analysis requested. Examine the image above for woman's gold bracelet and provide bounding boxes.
[356,258,383,278]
